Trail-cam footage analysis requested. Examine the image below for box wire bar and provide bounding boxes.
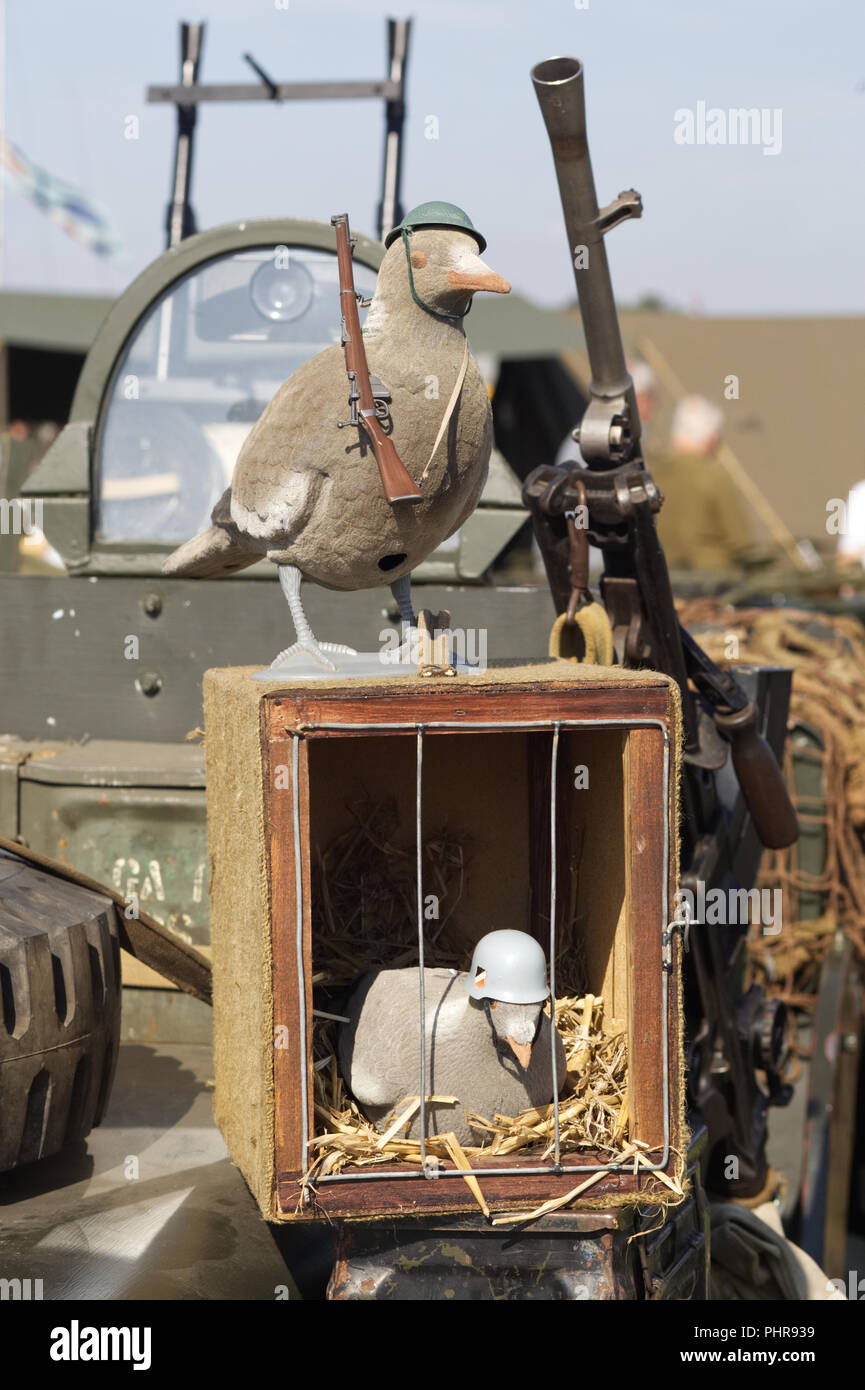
[292,734,310,1164]
[549,723,562,1169]
[416,726,427,1165]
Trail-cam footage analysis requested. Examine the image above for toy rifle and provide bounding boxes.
[331,213,423,503]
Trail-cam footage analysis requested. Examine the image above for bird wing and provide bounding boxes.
[228,345,349,544]
[339,969,461,1110]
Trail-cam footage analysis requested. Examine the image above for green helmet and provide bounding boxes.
[385,200,486,253]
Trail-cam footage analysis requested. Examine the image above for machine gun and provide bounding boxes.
[526,56,799,1201]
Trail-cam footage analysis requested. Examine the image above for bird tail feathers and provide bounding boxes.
[162,523,263,579]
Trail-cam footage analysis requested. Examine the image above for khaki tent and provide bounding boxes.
[564,310,865,549]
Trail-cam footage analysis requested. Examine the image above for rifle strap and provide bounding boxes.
[419,337,470,485]
[548,602,614,666]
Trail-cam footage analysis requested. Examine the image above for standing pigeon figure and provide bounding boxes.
[338,930,567,1146]
[162,202,510,670]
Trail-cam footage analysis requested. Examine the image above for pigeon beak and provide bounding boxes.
[447,269,511,295]
[506,1036,532,1069]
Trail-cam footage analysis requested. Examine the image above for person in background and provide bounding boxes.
[651,395,753,572]
[35,421,60,454]
[631,359,658,438]
[835,479,865,569]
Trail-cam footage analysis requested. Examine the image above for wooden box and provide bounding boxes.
[204,661,684,1222]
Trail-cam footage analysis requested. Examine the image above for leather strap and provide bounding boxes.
[419,337,470,485]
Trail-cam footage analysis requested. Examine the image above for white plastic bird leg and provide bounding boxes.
[382,575,420,665]
[390,574,416,627]
[272,565,357,671]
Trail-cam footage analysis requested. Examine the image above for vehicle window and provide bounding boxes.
[95,244,377,543]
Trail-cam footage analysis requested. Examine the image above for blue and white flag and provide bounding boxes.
[0,132,124,260]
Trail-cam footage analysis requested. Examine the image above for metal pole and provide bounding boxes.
[549,724,562,1168]
[166,22,204,248]
[293,736,310,1168]
[530,57,635,452]
[416,726,427,1162]
[377,18,411,242]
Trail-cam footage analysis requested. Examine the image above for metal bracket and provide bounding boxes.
[662,925,674,973]
[337,371,392,430]
[596,189,642,234]
[566,190,642,252]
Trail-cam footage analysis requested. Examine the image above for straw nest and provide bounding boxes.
[306,798,630,1188]
[311,798,471,982]
[307,994,628,1186]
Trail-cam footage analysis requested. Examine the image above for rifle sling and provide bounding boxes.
[418,338,470,484]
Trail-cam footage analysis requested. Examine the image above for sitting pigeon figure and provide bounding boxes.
[162,201,510,671]
[338,930,567,1146]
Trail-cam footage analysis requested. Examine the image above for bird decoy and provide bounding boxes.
[338,930,566,1146]
[162,201,510,673]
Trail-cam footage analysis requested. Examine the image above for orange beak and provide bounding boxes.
[506,1037,532,1069]
[447,270,511,295]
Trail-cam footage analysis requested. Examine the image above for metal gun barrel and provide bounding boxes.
[531,57,635,458]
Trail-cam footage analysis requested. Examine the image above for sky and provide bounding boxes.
[1,0,864,314]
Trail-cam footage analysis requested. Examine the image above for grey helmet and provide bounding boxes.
[465,930,551,1004]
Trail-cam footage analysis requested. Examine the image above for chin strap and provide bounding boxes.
[482,998,509,1063]
[401,227,472,321]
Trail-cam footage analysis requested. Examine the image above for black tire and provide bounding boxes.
[0,850,121,1172]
